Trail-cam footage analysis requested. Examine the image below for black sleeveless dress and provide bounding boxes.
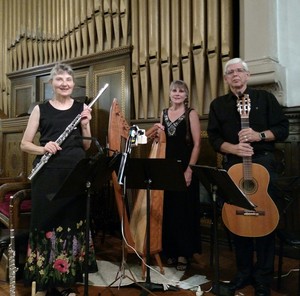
[162,108,201,259]
[23,101,98,290]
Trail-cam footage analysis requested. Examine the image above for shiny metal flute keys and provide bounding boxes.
[28,83,109,180]
[9,196,18,296]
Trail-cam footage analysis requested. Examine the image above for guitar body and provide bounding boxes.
[222,163,279,237]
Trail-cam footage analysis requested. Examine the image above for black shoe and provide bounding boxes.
[227,277,252,291]
[255,283,270,296]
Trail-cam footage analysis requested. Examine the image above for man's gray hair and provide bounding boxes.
[224,58,249,75]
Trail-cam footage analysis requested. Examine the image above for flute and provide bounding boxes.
[8,195,18,296]
[28,83,109,180]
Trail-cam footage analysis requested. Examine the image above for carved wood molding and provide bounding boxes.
[7,46,132,79]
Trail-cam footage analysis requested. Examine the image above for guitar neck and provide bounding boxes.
[238,94,252,181]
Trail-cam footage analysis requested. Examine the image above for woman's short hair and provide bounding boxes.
[49,63,75,81]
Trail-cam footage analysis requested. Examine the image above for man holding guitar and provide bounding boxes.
[207,58,289,296]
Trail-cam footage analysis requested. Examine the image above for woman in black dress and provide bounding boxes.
[20,63,97,296]
[156,80,201,271]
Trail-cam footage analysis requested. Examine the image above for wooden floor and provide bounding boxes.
[0,231,298,296]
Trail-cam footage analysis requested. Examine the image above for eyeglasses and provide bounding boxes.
[225,68,247,75]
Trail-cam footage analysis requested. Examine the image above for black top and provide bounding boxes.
[207,87,289,156]
[162,108,193,169]
[34,100,85,168]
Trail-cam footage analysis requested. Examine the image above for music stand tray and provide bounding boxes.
[54,154,119,200]
[191,165,256,210]
[124,157,186,295]
[125,158,186,191]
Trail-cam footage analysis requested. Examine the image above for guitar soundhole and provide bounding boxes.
[241,179,257,194]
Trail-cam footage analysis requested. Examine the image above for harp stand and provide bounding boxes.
[190,165,255,296]
[54,151,117,296]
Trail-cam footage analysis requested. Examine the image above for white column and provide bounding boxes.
[239,0,286,105]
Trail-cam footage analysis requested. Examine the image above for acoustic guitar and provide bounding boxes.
[221,94,279,237]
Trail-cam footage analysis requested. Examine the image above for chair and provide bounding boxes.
[0,182,31,228]
[274,176,300,294]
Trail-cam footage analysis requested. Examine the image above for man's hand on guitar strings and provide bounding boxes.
[234,142,254,157]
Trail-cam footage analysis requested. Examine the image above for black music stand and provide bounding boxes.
[190,165,255,296]
[124,157,187,296]
[53,153,120,296]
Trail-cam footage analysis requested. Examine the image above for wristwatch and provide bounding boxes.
[259,132,266,141]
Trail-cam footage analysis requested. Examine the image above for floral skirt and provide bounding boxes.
[23,219,98,291]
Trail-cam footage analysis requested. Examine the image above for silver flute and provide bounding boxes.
[8,195,18,296]
[28,83,109,180]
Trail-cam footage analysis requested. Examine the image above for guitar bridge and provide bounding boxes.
[236,210,265,216]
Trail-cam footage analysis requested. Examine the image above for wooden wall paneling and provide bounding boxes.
[0,117,29,179]
[192,0,206,115]
[11,77,35,117]
[281,109,300,177]
[92,55,131,148]
[198,129,220,169]
[0,110,8,120]
[285,109,300,232]
[274,109,300,232]
[73,70,89,102]
[38,75,51,102]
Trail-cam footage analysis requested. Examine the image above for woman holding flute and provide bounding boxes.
[20,63,98,296]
